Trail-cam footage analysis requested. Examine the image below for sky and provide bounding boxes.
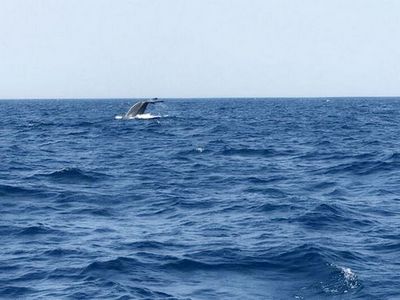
[0,0,399,99]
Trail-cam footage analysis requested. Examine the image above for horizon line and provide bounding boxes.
[0,96,400,101]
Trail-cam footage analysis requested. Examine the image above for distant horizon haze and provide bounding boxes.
[1,0,399,99]
[1,96,400,101]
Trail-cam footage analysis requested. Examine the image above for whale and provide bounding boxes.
[124,98,163,119]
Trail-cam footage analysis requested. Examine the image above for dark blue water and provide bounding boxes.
[1,98,399,299]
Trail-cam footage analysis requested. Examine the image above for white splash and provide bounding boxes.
[321,264,359,294]
[134,113,160,120]
[114,113,161,120]
[341,267,358,289]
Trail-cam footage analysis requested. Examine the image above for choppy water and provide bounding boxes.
[1,98,399,299]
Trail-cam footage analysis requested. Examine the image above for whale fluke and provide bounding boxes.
[124,98,163,118]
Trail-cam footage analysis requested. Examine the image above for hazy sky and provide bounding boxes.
[0,0,399,98]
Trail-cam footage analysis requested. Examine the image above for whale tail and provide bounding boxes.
[124,98,163,118]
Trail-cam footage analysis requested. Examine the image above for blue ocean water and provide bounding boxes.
[0,98,399,299]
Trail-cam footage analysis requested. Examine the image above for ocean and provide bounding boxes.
[0,98,399,299]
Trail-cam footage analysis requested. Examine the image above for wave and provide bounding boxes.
[367,240,400,253]
[388,152,400,160]
[293,203,376,230]
[36,167,108,183]
[82,257,145,274]
[0,184,37,196]
[162,244,361,272]
[315,157,400,176]
[297,151,378,161]
[308,181,337,190]
[75,243,362,296]
[121,241,181,250]
[43,248,82,257]
[71,207,114,217]
[254,202,297,212]
[69,120,96,127]
[244,186,288,198]
[17,224,59,236]
[221,147,282,157]
[246,175,289,184]
[0,286,36,298]
[158,245,362,296]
